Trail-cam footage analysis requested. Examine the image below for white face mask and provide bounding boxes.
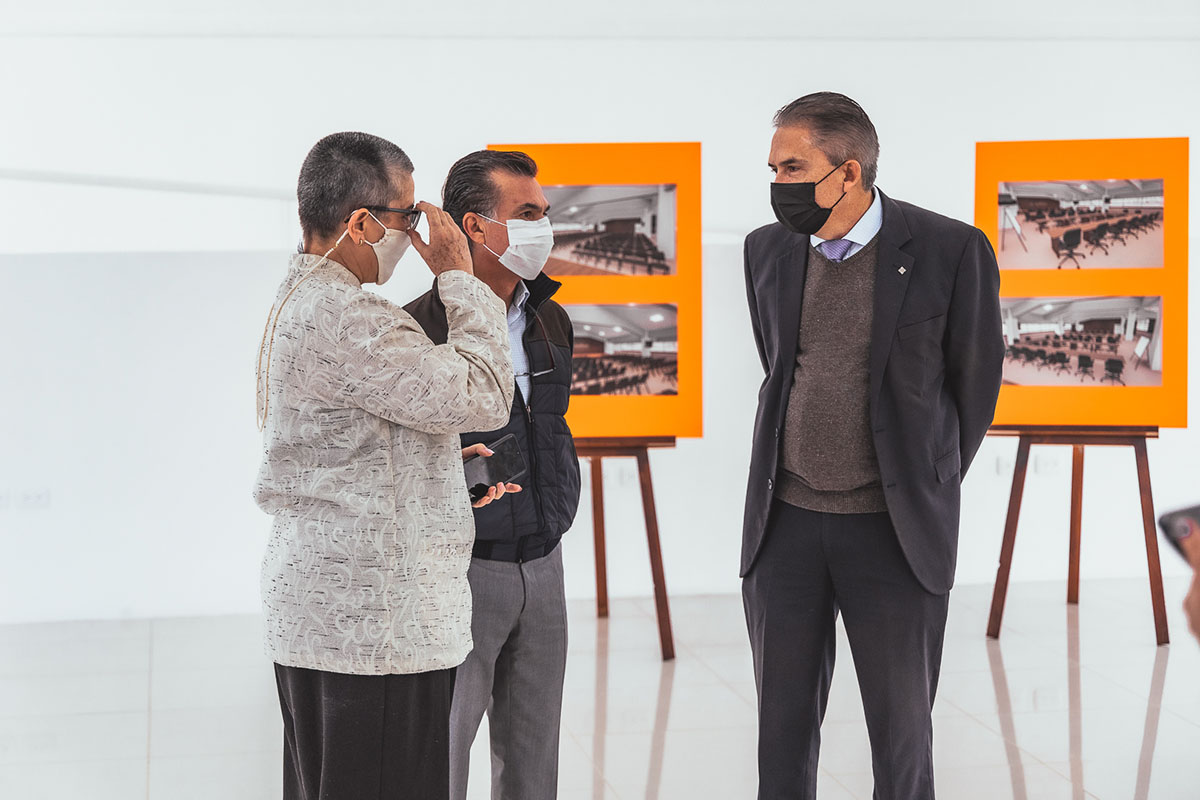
[363,211,410,285]
[479,215,554,280]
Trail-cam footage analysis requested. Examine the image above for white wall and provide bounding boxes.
[1,3,1198,623]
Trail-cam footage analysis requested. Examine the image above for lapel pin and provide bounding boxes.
[898,266,907,275]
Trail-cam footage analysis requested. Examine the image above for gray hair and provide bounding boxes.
[297,132,414,239]
[773,92,880,190]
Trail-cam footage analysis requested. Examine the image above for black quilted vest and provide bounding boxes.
[404,274,581,561]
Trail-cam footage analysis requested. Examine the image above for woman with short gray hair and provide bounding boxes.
[254,131,514,800]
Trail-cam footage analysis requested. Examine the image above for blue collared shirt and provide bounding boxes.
[810,189,883,259]
[508,281,533,401]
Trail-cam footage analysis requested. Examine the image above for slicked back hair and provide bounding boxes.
[297,132,414,239]
[774,92,880,190]
[441,150,539,237]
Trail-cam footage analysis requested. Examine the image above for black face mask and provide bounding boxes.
[770,161,848,235]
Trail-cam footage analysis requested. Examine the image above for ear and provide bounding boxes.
[345,208,372,245]
[461,212,488,247]
[842,160,863,191]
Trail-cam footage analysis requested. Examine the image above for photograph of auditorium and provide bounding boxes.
[567,304,679,395]
[1001,296,1163,387]
[543,184,676,276]
[995,179,1163,270]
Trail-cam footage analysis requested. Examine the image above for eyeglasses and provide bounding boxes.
[344,205,423,231]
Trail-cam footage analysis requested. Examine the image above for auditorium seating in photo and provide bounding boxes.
[561,232,669,276]
[570,354,679,396]
[993,175,1168,272]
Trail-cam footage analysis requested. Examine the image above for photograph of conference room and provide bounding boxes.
[543,184,676,276]
[1001,296,1163,387]
[996,179,1163,270]
[568,304,679,396]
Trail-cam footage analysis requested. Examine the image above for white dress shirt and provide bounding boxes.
[810,188,883,259]
[508,280,532,402]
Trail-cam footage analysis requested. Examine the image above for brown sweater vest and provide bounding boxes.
[775,237,888,514]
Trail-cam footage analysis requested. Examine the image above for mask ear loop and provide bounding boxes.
[475,213,508,260]
[819,161,851,213]
[256,229,348,430]
[363,211,390,246]
[816,160,850,185]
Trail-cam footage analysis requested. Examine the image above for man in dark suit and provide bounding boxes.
[741,92,1005,799]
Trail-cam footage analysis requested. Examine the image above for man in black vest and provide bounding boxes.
[741,93,1005,799]
[404,150,580,800]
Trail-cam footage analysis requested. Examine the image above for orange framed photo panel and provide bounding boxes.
[975,137,1188,428]
[488,142,702,438]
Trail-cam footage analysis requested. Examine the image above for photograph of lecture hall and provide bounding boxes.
[1002,296,1163,387]
[567,304,679,395]
[543,184,677,276]
[996,179,1164,270]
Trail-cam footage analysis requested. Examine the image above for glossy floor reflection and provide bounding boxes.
[1,577,1197,799]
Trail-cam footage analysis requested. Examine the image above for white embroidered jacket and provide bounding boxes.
[254,254,513,675]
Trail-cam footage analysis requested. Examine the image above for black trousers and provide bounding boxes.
[274,663,457,800]
[742,501,949,800]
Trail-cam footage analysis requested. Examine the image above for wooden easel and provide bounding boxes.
[575,436,676,661]
[986,425,1169,645]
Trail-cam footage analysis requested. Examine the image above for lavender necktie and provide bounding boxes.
[818,238,854,262]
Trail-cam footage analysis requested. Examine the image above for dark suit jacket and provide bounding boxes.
[742,190,1004,594]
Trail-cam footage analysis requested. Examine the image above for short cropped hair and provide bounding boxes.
[441,150,539,233]
[774,92,880,190]
[297,132,414,239]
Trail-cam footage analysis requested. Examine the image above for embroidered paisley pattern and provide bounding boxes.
[255,254,513,675]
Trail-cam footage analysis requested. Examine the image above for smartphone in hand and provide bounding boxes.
[1157,506,1199,561]
[463,434,528,504]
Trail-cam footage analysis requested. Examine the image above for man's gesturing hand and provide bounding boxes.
[409,202,473,277]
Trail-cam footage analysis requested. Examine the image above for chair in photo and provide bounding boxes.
[1077,354,1095,381]
[1127,214,1146,238]
[1053,228,1084,268]
[1102,359,1126,385]
[1107,219,1130,247]
[1021,348,1039,369]
[1034,348,1049,370]
[1084,223,1109,255]
[1050,352,1072,374]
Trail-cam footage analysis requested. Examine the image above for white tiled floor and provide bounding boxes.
[2,577,1198,799]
